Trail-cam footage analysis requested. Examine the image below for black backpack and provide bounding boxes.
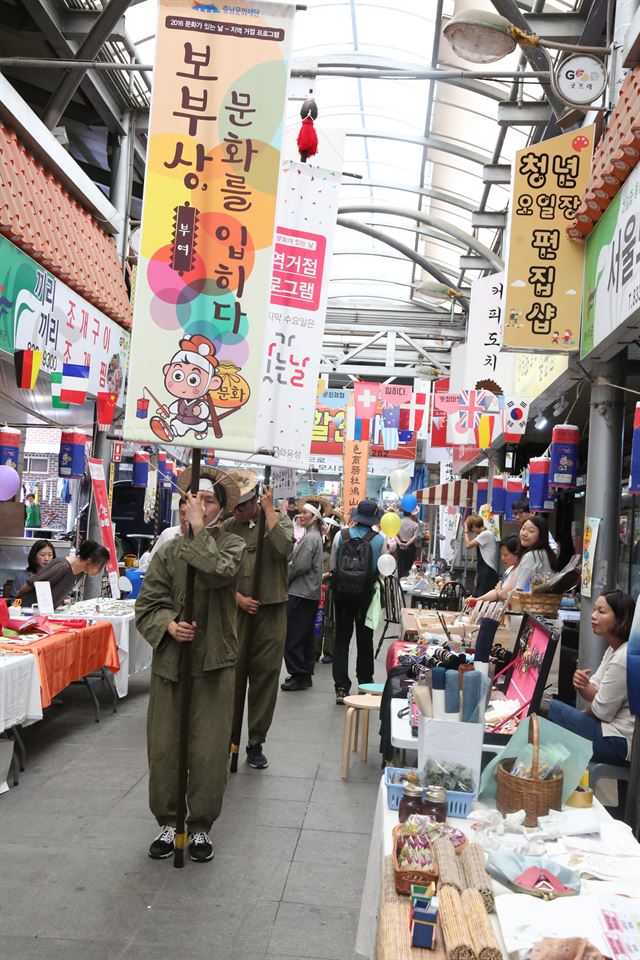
[334,529,376,598]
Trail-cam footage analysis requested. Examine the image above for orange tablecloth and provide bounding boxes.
[0,622,120,708]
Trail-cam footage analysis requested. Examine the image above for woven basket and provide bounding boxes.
[496,713,563,827]
[509,590,561,617]
[391,824,439,894]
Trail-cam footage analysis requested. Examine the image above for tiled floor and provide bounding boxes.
[0,641,390,960]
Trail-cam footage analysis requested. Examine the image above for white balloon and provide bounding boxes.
[389,468,411,496]
[377,553,397,577]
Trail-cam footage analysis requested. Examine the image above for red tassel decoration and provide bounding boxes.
[297,116,318,162]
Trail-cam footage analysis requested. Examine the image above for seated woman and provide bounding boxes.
[15,540,110,609]
[510,516,556,592]
[548,590,635,764]
[12,539,56,593]
[476,535,520,603]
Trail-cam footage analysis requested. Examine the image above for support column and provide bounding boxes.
[579,358,624,673]
[109,111,132,269]
[84,423,110,601]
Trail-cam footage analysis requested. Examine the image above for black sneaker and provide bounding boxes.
[246,743,269,769]
[280,675,312,691]
[188,831,214,862]
[321,654,334,664]
[335,687,350,705]
[148,825,175,859]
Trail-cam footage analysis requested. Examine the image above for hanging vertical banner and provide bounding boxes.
[629,403,640,494]
[465,271,515,395]
[503,126,594,352]
[257,162,340,467]
[123,0,296,452]
[430,377,451,448]
[343,407,369,519]
[581,517,600,597]
[87,458,120,599]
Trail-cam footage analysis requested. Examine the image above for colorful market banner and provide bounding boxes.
[256,162,340,467]
[310,388,417,461]
[464,272,515,396]
[581,162,640,359]
[123,0,296,452]
[343,407,369,518]
[581,516,600,597]
[0,235,129,403]
[87,458,120,599]
[503,126,594,352]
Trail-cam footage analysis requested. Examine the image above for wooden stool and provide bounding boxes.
[341,694,381,780]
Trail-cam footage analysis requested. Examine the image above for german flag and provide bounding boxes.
[14,349,43,390]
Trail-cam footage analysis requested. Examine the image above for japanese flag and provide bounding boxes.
[503,398,529,442]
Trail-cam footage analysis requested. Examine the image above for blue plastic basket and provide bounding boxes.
[384,768,476,819]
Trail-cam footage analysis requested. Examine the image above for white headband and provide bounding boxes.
[199,478,215,493]
[302,502,323,521]
[323,517,339,528]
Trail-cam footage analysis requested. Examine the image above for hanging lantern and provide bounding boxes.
[529,457,551,510]
[549,424,580,489]
[59,430,87,478]
[505,478,524,521]
[476,478,488,511]
[157,451,169,488]
[96,391,118,432]
[491,475,506,514]
[0,427,21,469]
[629,403,640,494]
[132,451,150,487]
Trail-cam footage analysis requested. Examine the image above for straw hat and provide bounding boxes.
[226,468,260,504]
[295,494,333,516]
[178,464,241,512]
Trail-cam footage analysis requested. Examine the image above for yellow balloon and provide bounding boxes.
[380,512,402,538]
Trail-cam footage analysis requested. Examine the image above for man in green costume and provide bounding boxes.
[225,469,294,769]
[135,466,245,863]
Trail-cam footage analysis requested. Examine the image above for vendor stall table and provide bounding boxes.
[0,651,42,732]
[400,581,441,609]
[57,600,151,697]
[0,622,119,709]
[356,775,634,960]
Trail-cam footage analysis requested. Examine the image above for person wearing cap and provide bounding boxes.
[281,501,324,691]
[224,469,294,769]
[135,466,245,863]
[330,499,385,704]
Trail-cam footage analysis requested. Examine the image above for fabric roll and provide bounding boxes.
[445,669,460,719]
[474,617,500,663]
[462,670,481,723]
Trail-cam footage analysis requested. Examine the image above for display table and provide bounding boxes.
[0,651,42,732]
[356,776,634,960]
[58,600,151,697]
[0,622,119,708]
[400,581,441,609]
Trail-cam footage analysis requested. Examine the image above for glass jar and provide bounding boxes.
[398,782,426,823]
[423,785,447,822]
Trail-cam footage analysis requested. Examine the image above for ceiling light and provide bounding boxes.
[535,413,548,431]
[443,10,517,64]
[552,395,568,418]
[415,281,467,303]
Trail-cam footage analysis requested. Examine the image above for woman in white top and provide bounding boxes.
[476,535,520,603]
[548,590,635,764]
[511,516,555,592]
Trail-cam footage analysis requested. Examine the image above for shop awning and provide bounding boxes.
[416,480,476,508]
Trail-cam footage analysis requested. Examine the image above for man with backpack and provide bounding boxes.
[330,499,385,704]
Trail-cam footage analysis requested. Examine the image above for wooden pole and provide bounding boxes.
[229,464,271,772]
[173,447,201,868]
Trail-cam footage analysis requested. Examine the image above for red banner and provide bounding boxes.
[88,458,120,598]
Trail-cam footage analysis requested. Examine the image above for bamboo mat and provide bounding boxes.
[376,856,447,960]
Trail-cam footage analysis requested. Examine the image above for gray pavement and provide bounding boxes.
[0,641,391,960]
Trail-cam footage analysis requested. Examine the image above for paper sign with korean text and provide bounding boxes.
[380,384,412,407]
[257,163,340,467]
[503,126,594,352]
[581,163,640,359]
[123,1,295,452]
[87,458,120,598]
[343,406,369,515]
[0,236,129,403]
[309,453,414,478]
[271,466,296,500]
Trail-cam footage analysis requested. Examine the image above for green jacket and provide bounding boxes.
[224,512,294,604]
[135,526,246,681]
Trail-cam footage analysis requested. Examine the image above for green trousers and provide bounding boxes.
[147,667,234,833]
[233,602,287,747]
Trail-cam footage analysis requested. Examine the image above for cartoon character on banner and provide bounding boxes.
[479,502,500,540]
[141,335,250,443]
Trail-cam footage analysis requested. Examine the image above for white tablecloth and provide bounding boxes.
[0,652,42,732]
[57,601,152,697]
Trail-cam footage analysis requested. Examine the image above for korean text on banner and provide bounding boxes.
[87,458,120,599]
[464,271,515,395]
[343,409,369,519]
[257,163,340,468]
[123,1,295,452]
[503,126,594,353]
[0,236,129,403]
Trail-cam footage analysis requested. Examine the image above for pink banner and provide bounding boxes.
[380,384,412,408]
[88,458,120,599]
